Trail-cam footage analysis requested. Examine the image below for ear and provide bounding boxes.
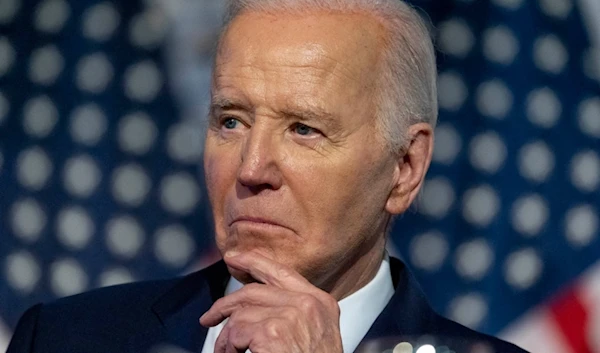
[385,123,434,215]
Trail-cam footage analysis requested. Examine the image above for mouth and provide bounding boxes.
[229,217,294,232]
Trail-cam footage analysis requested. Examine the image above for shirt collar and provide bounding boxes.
[337,254,395,353]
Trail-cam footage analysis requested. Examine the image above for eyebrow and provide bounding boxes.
[279,106,342,131]
[210,95,251,114]
[210,94,342,131]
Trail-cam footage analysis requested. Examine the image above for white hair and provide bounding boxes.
[219,0,438,153]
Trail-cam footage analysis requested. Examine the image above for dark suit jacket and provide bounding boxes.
[7,258,527,353]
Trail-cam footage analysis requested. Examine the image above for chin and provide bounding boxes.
[221,234,283,261]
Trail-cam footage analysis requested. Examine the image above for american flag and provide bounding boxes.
[0,0,598,352]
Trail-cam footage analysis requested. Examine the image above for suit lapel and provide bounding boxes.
[361,257,438,342]
[130,260,230,353]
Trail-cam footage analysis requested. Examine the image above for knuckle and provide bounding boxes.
[318,293,338,310]
[298,295,317,313]
[264,320,282,339]
[276,266,292,280]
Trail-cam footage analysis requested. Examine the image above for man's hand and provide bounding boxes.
[199,251,343,353]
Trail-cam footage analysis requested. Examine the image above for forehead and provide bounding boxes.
[220,11,384,63]
[213,11,385,103]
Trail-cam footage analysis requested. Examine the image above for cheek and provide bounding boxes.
[203,148,238,210]
[300,151,392,233]
[283,164,354,241]
[203,157,220,201]
[204,154,235,252]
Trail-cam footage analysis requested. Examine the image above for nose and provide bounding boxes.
[237,126,283,192]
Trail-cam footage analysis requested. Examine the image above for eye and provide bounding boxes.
[293,123,318,136]
[222,117,239,130]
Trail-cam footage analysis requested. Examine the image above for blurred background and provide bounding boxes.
[0,0,598,352]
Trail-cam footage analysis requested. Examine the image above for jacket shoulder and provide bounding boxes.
[8,276,191,353]
[431,312,529,353]
[40,277,179,323]
[381,258,528,353]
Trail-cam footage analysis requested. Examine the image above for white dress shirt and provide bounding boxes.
[200,256,394,353]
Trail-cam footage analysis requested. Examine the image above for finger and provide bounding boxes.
[218,323,248,353]
[214,307,283,353]
[200,283,293,326]
[224,251,313,291]
[214,319,234,353]
[215,320,255,353]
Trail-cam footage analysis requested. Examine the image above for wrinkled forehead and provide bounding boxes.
[213,11,386,88]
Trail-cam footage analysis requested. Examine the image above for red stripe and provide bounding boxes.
[548,286,592,353]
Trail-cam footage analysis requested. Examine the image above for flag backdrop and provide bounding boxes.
[0,0,598,352]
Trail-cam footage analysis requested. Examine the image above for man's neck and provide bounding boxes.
[325,236,387,301]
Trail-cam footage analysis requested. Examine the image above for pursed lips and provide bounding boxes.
[229,216,295,233]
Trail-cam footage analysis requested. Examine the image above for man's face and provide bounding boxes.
[204,12,400,289]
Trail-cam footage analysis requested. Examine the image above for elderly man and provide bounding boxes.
[8,1,527,352]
